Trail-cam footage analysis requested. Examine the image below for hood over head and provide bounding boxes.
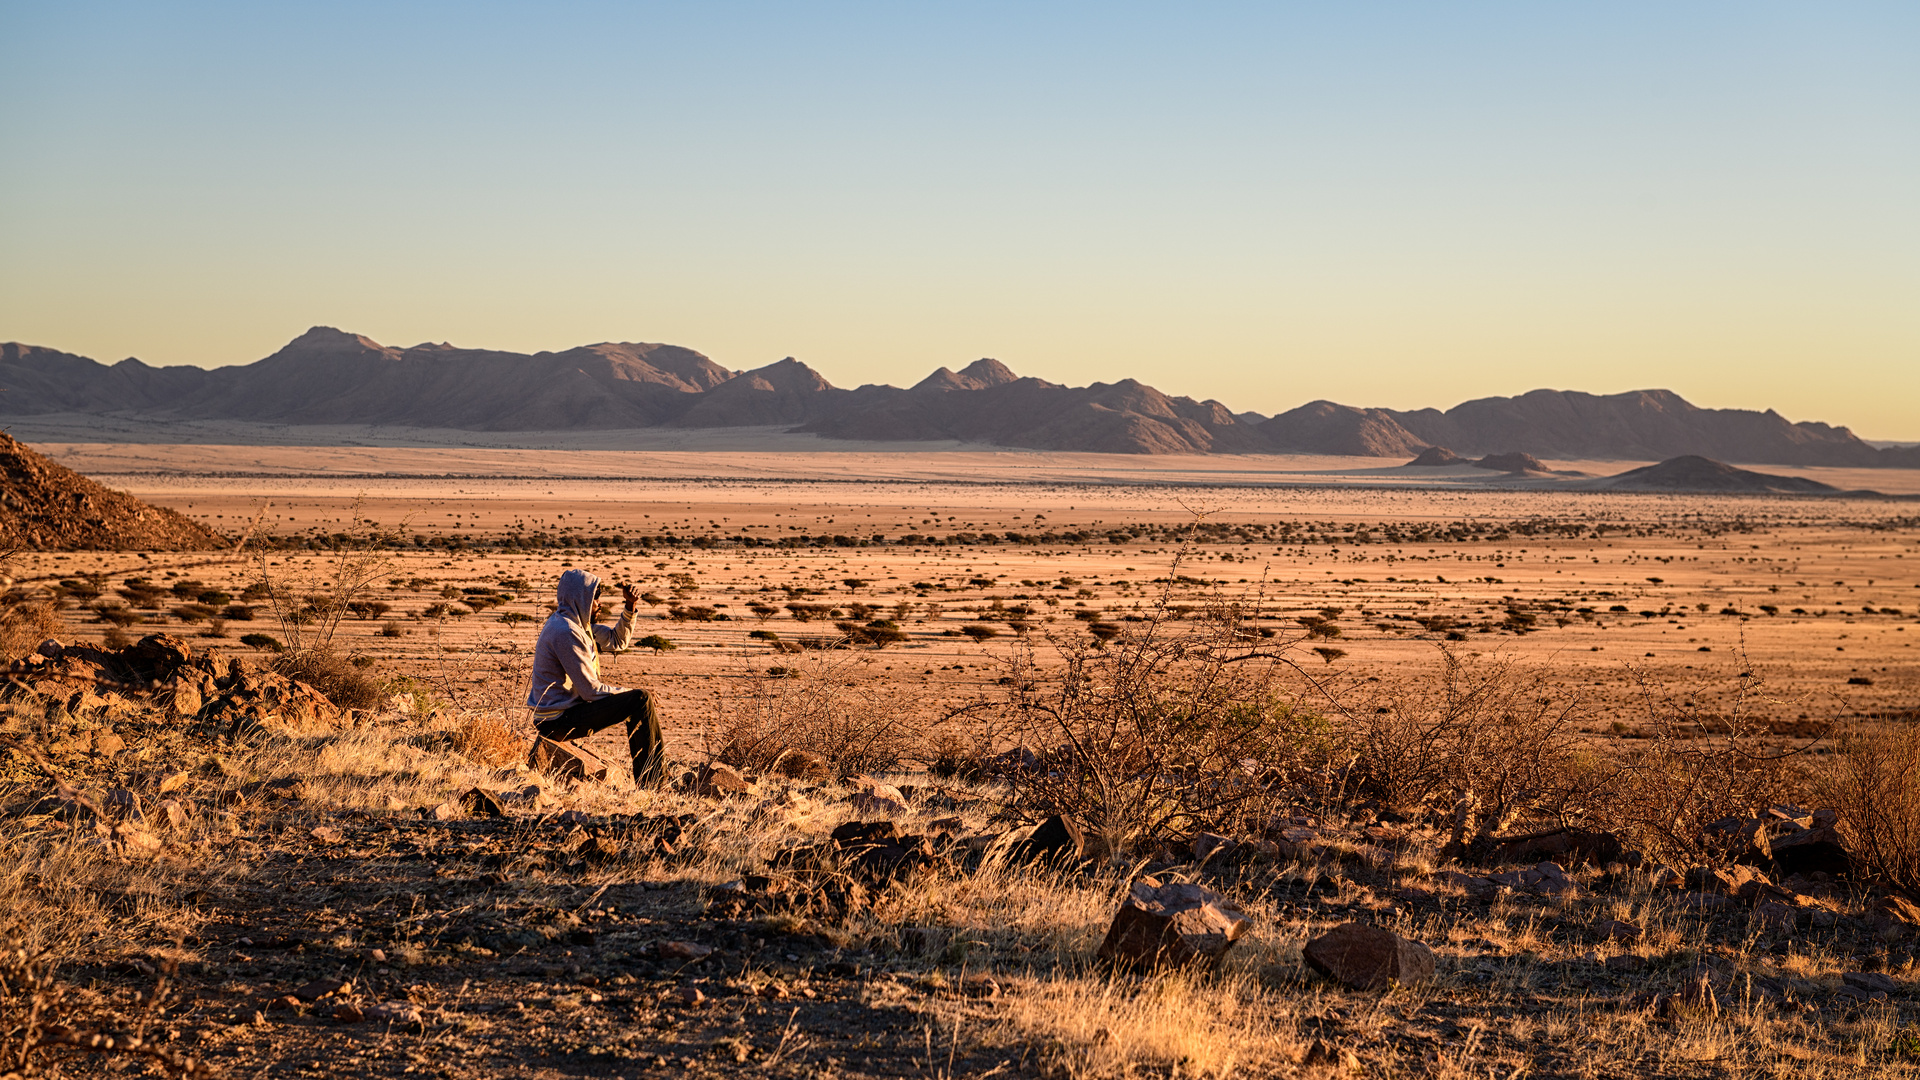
[555,568,600,629]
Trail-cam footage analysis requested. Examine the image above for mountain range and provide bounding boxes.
[2,327,1913,468]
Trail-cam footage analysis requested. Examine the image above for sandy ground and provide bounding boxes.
[11,414,1920,494]
[12,464,1917,769]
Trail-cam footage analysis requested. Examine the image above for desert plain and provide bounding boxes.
[5,436,1920,1080]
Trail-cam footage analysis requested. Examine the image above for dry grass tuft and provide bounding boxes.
[993,971,1303,1079]
[708,653,923,777]
[448,706,530,768]
[1816,718,1920,898]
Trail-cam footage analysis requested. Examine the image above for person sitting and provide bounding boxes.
[526,567,663,783]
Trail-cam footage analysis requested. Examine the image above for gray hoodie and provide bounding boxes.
[527,568,638,716]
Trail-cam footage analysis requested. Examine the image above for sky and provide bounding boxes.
[3,2,1917,438]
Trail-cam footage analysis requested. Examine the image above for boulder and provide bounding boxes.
[1769,824,1852,877]
[458,787,507,818]
[1007,815,1084,867]
[1097,876,1252,972]
[528,737,610,782]
[695,762,753,798]
[1192,832,1238,866]
[1869,895,1920,941]
[848,792,908,817]
[1302,923,1436,990]
[847,775,907,803]
[1491,827,1624,867]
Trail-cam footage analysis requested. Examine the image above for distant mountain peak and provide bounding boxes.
[958,358,1017,386]
[0,330,1901,466]
[915,358,1020,392]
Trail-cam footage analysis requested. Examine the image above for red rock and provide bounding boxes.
[1870,895,1920,940]
[1302,923,1435,990]
[695,762,752,798]
[1008,815,1084,866]
[1097,875,1252,972]
[660,940,714,961]
[293,977,349,1002]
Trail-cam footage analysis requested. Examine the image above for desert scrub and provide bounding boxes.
[707,652,921,777]
[1815,717,1920,898]
[964,603,1331,854]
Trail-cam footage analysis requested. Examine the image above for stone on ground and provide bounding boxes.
[1302,923,1436,990]
[1097,875,1252,972]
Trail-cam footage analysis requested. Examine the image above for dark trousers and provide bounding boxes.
[536,689,664,784]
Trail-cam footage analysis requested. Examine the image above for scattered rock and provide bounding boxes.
[331,1002,364,1023]
[675,985,706,1005]
[1604,954,1647,975]
[1192,832,1238,866]
[695,762,753,799]
[659,941,714,961]
[156,770,189,794]
[1300,1038,1363,1074]
[1843,971,1898,995]
[848,792,908,818]
[458,787,507,818]
[309,826,344,845]
[1007,815,1084,866]
[1097,875,1252,972]
[1302,923,1436,990]
[292,977,349,1003]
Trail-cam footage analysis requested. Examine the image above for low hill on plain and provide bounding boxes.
[1598,455,1846,494]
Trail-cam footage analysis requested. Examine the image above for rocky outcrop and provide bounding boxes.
[3,633,343,728]
[0,433,221,550]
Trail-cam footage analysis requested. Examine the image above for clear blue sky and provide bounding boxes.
[3,2,1916,436]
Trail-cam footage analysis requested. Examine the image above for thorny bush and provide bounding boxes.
[968,592,1335,855]
[1338,646,1592,840]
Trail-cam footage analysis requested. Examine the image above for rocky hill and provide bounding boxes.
[0,432,222,549]
[0,328,1910,466]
